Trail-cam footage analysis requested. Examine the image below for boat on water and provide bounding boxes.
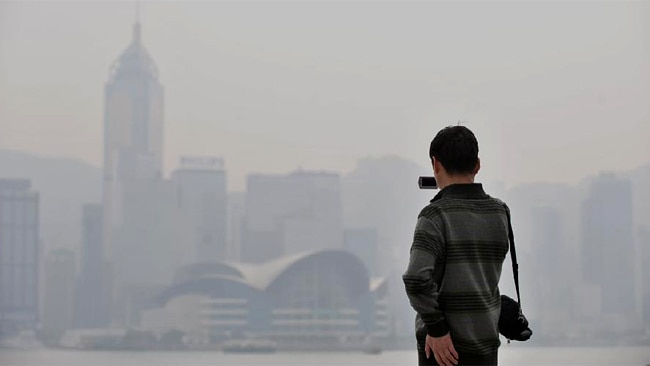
[221,339,277,353]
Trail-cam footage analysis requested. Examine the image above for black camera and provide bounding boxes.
[418,176,437,189]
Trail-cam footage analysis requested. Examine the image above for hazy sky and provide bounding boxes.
[1,1,648,191]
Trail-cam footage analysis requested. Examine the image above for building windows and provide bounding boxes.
[0,181,40,331]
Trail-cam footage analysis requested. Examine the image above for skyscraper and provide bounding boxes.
[242,170,343,263]
[102,18,164,261]
[101,18,167,326]
[227,192,245,261]
[529,206,572,335]
[639,226,650,332]
[75,204,111,328]
[112,177,190,325]
[344,228,378,276]
[0,179,40,337]
[172,157,228,262]
[42,249,75,344]
[581,173,635,315]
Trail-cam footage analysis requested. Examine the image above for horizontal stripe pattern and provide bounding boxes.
[446,240,508,263]
[404,184,509,355]
[419,201,506,220]
[412,231,445,258]
[439,291,501,313]
[403,275,437,294]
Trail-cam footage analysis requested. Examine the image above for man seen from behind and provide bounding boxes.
[403,125,510,366]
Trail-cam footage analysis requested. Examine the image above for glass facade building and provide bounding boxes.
[154,250,389,347]
[0,179,40,337]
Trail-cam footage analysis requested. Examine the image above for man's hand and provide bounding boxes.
[425,333,459,366]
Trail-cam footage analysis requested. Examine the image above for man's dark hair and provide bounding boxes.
[429,125,479,175]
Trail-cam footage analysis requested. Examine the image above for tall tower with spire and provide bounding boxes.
[102,17,164,260]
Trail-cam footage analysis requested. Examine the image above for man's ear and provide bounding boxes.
[473,158,481,174]
[433,158,442,175]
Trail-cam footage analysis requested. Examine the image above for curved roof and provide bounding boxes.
[370,277,388,292]
[109,23,158,82]
[264,250,370,296]
[156,276,263,305]
[232,250,332,289]
[174,262,245,284]
[370,277,389,298]
[163,249,372,302]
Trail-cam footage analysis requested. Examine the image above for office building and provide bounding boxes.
[0,179,40,337]
[42,249,75,344]
[102,18,164,261]
[344,228,378,276]
[581,174,635,315]
[172,157,227,262]
[75,204,111,328]
[242,170,343,263]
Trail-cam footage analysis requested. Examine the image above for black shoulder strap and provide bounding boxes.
[504,205,522,307]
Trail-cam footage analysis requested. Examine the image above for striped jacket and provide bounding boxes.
[403,183,509,355]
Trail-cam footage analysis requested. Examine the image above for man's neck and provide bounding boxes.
[438,175,475,190]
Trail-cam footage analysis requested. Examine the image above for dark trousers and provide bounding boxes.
[418,349,498,366]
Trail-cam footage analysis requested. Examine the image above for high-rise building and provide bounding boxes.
[113,178,191,289]
[581,173,635,315]
[102,18,164,261]
[242,175,287,263]
[42,249,75,344]
[529,206,572,336]
[75,204,111,328]
[344,228,378,276]
[227,192,245,261]
[110,173,198,327]
[172,157,227,262]
[242,170,343,263]
[639,226,650,333]
[0,179,40,337]
[101,18,172,327]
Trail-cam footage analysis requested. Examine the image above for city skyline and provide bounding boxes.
[1,1,649,191]
[0,0,649,353]
[1,141,649,347]
[1,147,648,271]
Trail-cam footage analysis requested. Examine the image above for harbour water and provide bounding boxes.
[1,347,649,366]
